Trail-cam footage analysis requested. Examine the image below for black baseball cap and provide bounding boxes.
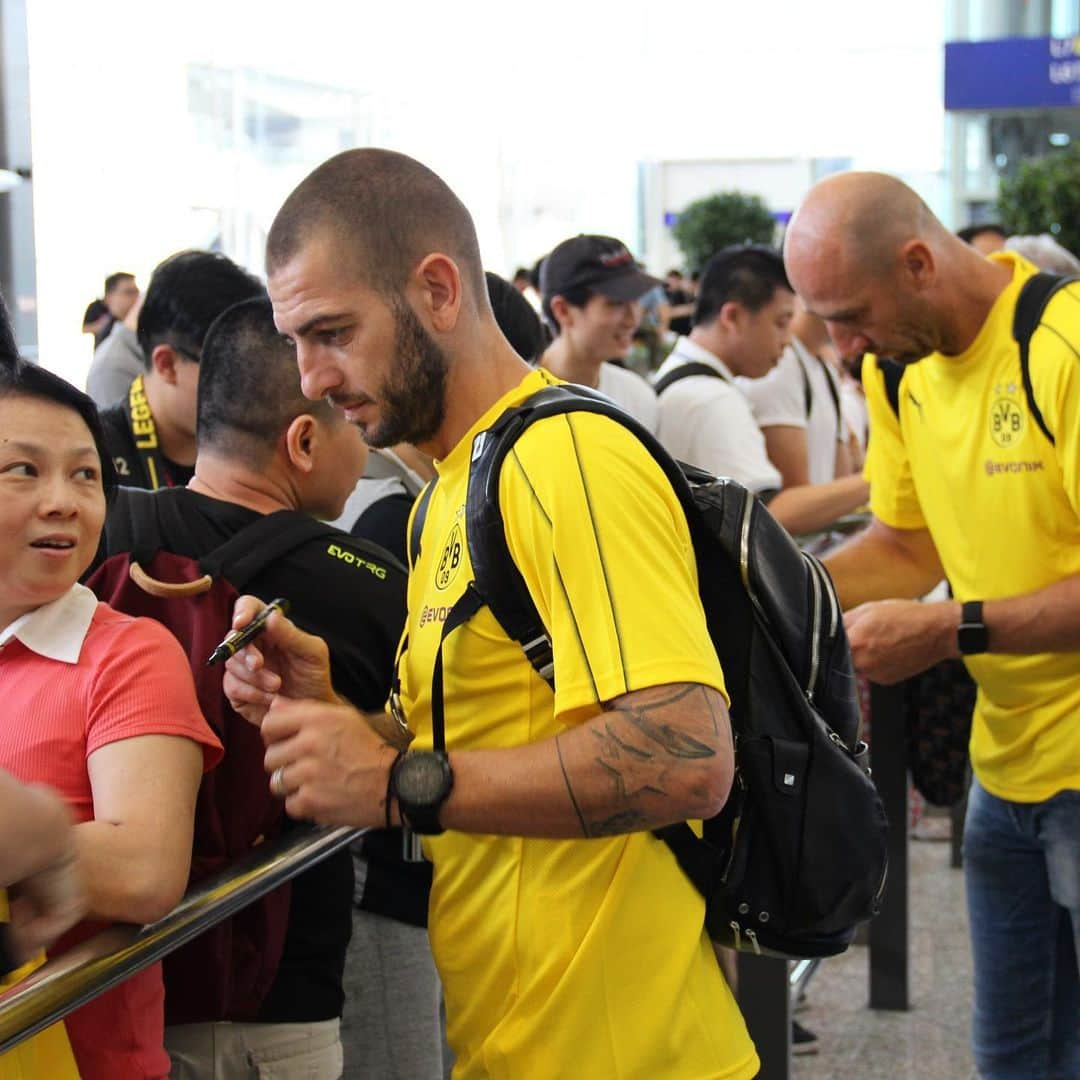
[540,235,663,303]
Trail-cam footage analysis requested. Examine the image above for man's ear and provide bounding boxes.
[718,300,744,332]
[150,344,184,384]
[410,253,464,333]
[283,414,318,474]
[549,294,573,331]
[900,240,936,292]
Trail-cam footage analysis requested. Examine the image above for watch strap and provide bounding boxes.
[958,600,989,655]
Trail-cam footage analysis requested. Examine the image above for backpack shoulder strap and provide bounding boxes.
[654,361,728,396]
[409,480,438,569]
[1012,271,1080,447]
[198,509,344,593]
[817,355,844,439]
[879,359,904,419]
[796,350,813,418]
[104,487,168,566]
[465,384,698,691]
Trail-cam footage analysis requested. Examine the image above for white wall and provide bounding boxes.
[26,0,948,387]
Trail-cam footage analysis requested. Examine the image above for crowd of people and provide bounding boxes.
[0,152,1076,1080]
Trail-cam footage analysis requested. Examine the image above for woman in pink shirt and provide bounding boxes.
[0,350,221,1079]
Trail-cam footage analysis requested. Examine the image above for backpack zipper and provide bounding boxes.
[738,493,754,589]
[806,557,822,701]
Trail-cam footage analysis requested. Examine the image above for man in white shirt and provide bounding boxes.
[539,234,660,432]
[655,245,867,537]
[738,306,854,486]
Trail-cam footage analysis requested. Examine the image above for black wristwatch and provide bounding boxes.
[391,751,454,835]
[957,600,989,655]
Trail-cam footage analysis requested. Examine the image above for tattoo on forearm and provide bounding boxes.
[595,758,666,802]
[591,721,653,761]
[567,685,724,839]
[623,707,716,759]
[556,732,589,837]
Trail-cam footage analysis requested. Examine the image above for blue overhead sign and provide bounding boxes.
[945,35,1080,110]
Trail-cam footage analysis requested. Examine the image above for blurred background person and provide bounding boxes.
[98,250,263,488]
[1004,233,1080,274]
[957,223,1007,256]
[538,234,660,431]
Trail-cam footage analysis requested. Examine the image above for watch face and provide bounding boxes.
[396,752,451,807]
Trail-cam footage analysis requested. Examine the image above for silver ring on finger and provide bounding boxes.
[270,765,287,798]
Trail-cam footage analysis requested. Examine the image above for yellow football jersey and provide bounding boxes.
[398,368,757,1079]
[864,252,1080,802]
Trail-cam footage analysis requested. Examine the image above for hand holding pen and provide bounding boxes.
[219,594,338,728]
[206,598,291,667]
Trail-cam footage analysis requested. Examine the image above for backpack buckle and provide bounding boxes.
[521,633,555,684]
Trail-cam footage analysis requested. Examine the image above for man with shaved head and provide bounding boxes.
[786,171,1080,1080]
[225,149,758,1079]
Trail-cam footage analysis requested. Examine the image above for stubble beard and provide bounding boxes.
[362,298,450,449]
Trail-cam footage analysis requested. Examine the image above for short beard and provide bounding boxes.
[363,297,450,449]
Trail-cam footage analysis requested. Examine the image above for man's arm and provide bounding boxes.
[761,425,811,487]
[764,473,869,537]
[843,574,1080,685]
[225,602,733,835]
[259,682,733,836]
[823,516,944,610]
[824,517,1080,683]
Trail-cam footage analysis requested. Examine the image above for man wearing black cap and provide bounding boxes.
[539,234,660,432]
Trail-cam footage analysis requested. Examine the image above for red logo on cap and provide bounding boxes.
[599,249,634,268]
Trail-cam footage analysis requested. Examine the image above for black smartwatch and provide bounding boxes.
[391,751,454,835]
[957,600,989,655]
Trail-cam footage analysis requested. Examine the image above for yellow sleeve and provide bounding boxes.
[499,411,727,719]
[1033,282,1080,517]
[862,355,926,529]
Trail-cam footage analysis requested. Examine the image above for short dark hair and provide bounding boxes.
[267,148,486,303]
[957,223,1007,245]
[486,272,549,362]
[694,245,792,327]
[104,272,135,295]
[83,299,110,326]
[137,250,264,370]
[197,295,336,465]
[540,283,592,332]
[0,293,116,502]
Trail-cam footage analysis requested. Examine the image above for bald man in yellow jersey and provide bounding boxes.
[786,173,1080,1080]
[223,149,758,1080]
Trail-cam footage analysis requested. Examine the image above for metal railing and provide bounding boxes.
[0,824,361,1055]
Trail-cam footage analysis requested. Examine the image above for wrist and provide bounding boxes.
[382,746,404,829]
[941,600,963,659]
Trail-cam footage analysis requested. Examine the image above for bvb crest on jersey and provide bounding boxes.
[435,522,464,591]
[989,383,1026,449]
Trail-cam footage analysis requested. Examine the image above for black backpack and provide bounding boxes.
[85,489,344,1020]
[413,385,889,959]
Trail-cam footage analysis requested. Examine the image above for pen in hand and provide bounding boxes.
[206,598,291,667]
